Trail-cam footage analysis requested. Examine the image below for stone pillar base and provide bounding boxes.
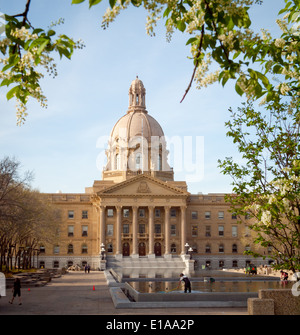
[148,253,155,259]
[164,253,172,259]
[115,254,123,260]
[131,254,139,259]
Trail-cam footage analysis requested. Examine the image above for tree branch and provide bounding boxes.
[180,25,204,103]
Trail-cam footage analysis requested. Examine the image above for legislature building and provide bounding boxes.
[40,77,270,271]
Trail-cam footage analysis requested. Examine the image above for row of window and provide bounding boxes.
[106,224,241,237]
[67,225,88,237]
[68,210,89,219]
[107,208,234,219]
[49,244,89,254]
[67,209,248,220]
[39,260,256,269]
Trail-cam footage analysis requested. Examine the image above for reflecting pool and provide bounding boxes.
[128,280,293,293]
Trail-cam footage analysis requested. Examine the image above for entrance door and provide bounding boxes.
[154,242,161,256]
[138,242,146,256]
[123,243,130,256]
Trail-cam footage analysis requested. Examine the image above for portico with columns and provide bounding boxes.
[94,174,189,259]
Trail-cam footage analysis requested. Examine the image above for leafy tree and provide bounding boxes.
[218,103,300,272]
[0,157,60,271]
[0,0,84,125]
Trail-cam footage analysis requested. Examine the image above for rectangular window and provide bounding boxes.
[170,208,176,217]
[107,224,113,236]
[139,224,145,234]
[218,225,224,236]
[191,211,198,219]
[155,209,161,217]
[53,245,60,254]
[82,210,88,219]
[192,226,198,237]
[123,209,130,217]
[82,225,88,237]
[218,211,224,219]
[205,211,211,219]
[107,209,114,217]
[123,224,129,234]
[232,226,238,237]
[68,226,74,237]
[139,209,145,217]
[68,210,74,219]
[155,224,161,234]
[232,213,237,220]
[205,226,211,237]
[171,224,176,236]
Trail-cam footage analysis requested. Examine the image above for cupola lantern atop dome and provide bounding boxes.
[128,76,146,111]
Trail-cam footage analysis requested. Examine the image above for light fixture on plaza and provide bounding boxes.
[100,245,106,260]
[188,247,193,259]
[185,242,189,254]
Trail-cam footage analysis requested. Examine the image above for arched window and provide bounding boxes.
[136,153,142,170]
[114,154,120,170]
[158,153,162,171]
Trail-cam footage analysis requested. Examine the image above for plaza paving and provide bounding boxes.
[0,271,248,315]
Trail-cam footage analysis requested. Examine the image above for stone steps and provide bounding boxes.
[106,256,186,269]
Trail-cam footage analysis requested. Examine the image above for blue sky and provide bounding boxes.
[0,0,283,195]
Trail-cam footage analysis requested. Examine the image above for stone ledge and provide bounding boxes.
[248,289,300,315]
[248,298,274,315]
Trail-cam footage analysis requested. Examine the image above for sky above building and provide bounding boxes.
[0,0,283,195]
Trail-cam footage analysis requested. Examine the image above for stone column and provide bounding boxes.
[164,206,171,258]
[132,206,138,258]
[148,206,155,258]
[116,206,122,259]
[180,205,187,255]
[100,206,106,249]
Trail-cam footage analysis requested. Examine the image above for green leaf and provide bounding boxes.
[89,0,102,8]
[235,81,244,96]
[6,86,19,100]
[72,0,86,4]
[109,0,116,8]
[37,38,50,55]
[186,37,197,45]
[177,20,186,32]
[47,29,56,37]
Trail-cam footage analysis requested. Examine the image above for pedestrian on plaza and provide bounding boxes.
[85,264,88,273]
[87,265,90,273]
[9,278,22,305]
[177,273,191,293]
[280,270,288,282]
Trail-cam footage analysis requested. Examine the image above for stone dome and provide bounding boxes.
[110,76,164,143]
[110,110,165,144]
[103,77,173,182]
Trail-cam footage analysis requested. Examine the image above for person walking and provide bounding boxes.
[177,273,191,293]
[9,278,22,305]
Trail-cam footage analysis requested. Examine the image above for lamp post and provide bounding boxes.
[101,247,105,260]
[185,242,189,255]
[188,247,193,259]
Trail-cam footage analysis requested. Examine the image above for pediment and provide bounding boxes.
[97,175,188,197]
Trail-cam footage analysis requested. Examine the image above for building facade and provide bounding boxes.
[40,77,270,270]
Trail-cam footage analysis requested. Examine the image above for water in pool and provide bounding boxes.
[128,280,293,293]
